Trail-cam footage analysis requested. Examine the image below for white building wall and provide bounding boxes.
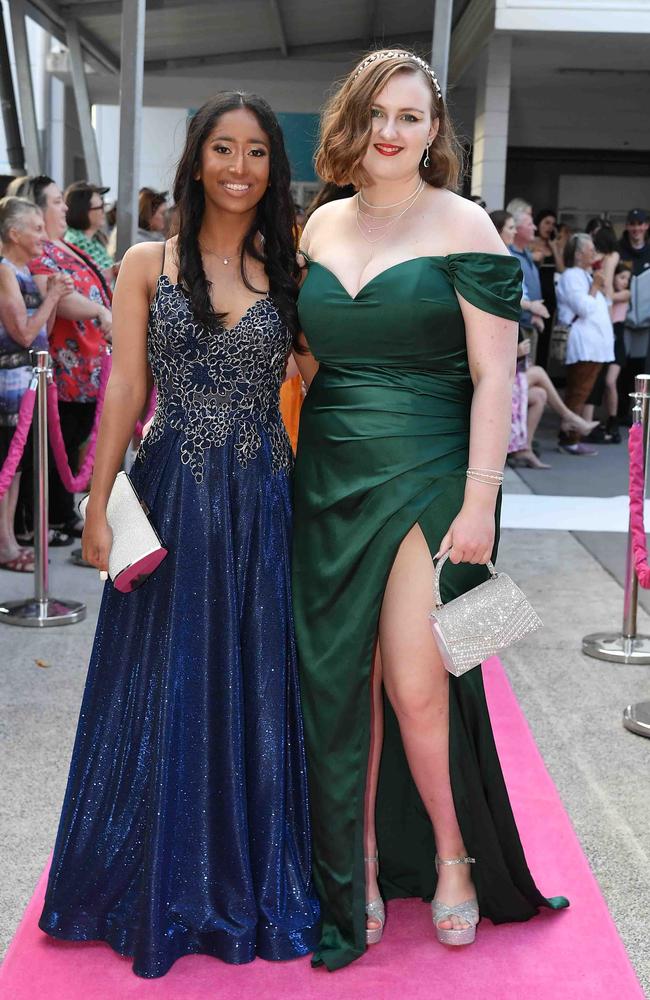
[471,36,512,210]
[94,105,189,200]
[496,0,650,33]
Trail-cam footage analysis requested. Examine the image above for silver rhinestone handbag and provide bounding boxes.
[429,553,543,677]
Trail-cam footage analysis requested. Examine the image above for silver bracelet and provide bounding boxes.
[466,476,502,487]
[466,468,504,486]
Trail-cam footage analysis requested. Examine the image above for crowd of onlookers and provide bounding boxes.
[0,176,171,573]
[488,199,650,467]
[1,171,649,572]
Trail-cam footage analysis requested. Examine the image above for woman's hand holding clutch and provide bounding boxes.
[435,501,496,566]
[82,507,113,573]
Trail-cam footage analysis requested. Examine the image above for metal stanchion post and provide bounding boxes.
[583,374,650,664]
[622,375,650,735]
[623,700,650,737]
[0,351,86,627]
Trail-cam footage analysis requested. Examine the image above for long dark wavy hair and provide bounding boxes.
[172,92,300,344]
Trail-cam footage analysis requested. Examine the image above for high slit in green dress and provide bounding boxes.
[292,252,568,971]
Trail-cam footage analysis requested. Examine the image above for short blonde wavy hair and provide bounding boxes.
[315,49,463,191]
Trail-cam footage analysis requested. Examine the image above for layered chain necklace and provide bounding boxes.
[356,178,425,251]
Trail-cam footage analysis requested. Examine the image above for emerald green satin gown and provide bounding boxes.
[292,253,568,971]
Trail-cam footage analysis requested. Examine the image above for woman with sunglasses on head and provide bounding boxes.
[291,49,568,971]
[38,93,319,977]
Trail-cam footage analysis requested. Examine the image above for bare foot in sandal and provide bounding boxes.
[0,548,35,573]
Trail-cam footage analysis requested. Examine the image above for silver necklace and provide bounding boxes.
[201,245,243,266]
[355,181,424,245]
[357,204,415,222]
[358,178,424,211]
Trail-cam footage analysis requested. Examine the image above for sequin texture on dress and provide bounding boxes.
[139,276,292,482]
[38,275,320,977]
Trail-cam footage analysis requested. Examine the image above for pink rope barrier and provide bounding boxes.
[0,387,36,500]
[47,351,111,493]
[628,422,650,589]
[47,351,157,492]
[0,349,156,504]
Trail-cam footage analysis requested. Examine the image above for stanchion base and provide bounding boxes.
[623,701,650,738]
[582,632,650,664]
[0,598,86,627]
[69,547,93,568]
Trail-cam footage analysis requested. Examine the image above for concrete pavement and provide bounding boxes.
[1,434,649,992]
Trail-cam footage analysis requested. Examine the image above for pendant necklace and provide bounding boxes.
[200,245,243,266]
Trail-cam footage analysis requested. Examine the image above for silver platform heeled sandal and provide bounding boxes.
[431,854,479,946]
[365,854,385,945]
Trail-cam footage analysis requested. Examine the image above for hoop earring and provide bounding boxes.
[423,143,431,168]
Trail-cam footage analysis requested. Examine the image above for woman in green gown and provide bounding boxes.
[292,50,568,972]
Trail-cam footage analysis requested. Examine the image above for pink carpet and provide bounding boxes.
[0,658,642,1000]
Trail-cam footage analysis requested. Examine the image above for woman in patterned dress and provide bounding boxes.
[0,197,71,570]
[24,176,112,539]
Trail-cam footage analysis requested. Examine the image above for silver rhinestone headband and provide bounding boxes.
[351,50,442,99]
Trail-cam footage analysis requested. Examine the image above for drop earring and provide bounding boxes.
[423,143,431,168]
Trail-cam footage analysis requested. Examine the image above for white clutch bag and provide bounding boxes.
[79,471,168,593]
[429,552,543,677]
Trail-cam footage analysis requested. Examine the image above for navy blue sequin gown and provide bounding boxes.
[39,275,320,978]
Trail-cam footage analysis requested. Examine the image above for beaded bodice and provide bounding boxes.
[138,275,292,483]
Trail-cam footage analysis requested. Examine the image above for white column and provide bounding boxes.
[116,0,145,258]
[65,18,102,184]
[431,0,453,98]
[471,35,511,211]
[48,75,65,183]
[8,0,41,174]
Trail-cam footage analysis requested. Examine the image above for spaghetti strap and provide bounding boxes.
[161,241,167,276]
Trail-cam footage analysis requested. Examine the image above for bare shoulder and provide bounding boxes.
[117,239,170,296]
[300,197,355,254]
[120,239,168,273]
[431,189,507,256]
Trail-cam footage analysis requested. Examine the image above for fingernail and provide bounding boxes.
[99,571,108,581]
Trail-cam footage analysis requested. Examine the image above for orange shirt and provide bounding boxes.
[279,374,303,453]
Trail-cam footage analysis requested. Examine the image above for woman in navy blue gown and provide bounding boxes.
[38,93,320,978]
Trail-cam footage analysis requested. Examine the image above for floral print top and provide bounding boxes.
[30,240,111,402]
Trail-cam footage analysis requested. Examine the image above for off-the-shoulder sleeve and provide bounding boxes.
[447,252,522,321]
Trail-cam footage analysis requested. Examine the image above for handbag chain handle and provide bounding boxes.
[433,551,498,610]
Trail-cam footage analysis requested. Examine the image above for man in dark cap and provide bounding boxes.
[619,208,650,275]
